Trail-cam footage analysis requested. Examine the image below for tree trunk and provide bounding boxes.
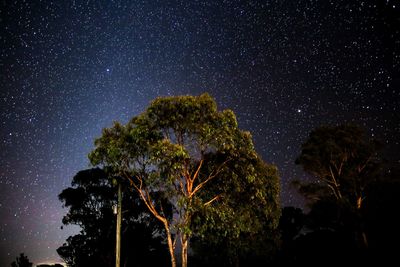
[181,234,188,267]
[356,195,362,209]
[164,223,176,267]
[356,196,368,249]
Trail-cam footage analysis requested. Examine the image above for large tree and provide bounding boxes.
[57,168,168,267]
[89,93,280,267]
[295,124,382,248]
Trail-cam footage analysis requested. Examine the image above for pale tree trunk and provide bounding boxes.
[130,178,177,267]
[356,195,368,249]
[181,233,188,267]
[164,223,177,267]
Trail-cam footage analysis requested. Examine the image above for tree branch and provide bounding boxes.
[357,155,372,173]
[204,194,221,206]
[190,159,230,198]
[328,165,342,199]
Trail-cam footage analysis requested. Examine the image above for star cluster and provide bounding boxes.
[1,0,399,265]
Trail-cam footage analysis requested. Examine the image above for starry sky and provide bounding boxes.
[0,0,399,265]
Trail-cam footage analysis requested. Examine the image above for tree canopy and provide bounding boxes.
[294,124,384,254]
[11,253,32,267]
[89,93,281,267]
[295,124,381,210]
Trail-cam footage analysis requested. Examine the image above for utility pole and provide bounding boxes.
[115,182,122,267]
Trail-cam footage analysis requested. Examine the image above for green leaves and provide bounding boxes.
[88,93,281,265]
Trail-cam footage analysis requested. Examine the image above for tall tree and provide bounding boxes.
[295,124,382,247]
[11,253,32,267]
[57,168,167,267]
[89,93,280,267]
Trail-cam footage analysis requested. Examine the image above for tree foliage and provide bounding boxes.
[295,124,381,210]
[89,93,281,267]
[11,253,32,267]
[57,168,168,267]
[294,124,384,253]
[190,150,280,266]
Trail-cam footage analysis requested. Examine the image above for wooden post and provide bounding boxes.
[116,182,122,267]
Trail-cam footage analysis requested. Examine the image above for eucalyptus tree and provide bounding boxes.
[89,93,280,267]
[295,124,382,248]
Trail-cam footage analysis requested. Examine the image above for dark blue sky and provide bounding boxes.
[1,0,399,265]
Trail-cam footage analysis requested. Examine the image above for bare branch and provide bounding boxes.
[358,155,373,173]
[191,159,204,184]
[328,165,342,199]
[326,183,340,200]
[338,156,346,176]
[172,235,177,250]
[204,195,221,206]
[190,159,230,198]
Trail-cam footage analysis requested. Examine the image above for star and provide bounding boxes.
[0,0,398,265]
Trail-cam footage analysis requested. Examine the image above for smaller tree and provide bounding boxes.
[295,124,382,248]
[11,253,32,267]
[295,124,381,210]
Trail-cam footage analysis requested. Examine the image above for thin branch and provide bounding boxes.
[172,236,177,249]
[358,155,373,173]
[204,195,221,206]
[190,159,230,198]
[123,171,166,224]
[338,156,346,176]
[328,165,342,199]
[185,159,203,196]
[326,183,340,200]
[191,159,204,184]
[179,180,186,195]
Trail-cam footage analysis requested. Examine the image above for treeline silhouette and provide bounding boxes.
[12,123,399,267]
[13,96,399,267]
[10,253,63,267]
[36,264,64,267]
[54,123,399,266]
[278,125,400,266]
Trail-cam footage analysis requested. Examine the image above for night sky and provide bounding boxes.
[1,0,399,265]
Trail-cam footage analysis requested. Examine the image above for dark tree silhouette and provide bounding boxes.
[279,207,305,245]
[37,264,64,267]
[288,124,400,265]
[363,166,400,264]
[11,253,32,267]
[57,168,168,267]
[295,124,382,210]
[295,124,382,248]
